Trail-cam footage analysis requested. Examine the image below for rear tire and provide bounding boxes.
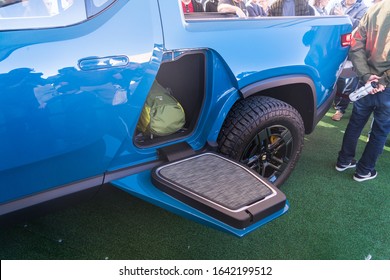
[218,96,305,187]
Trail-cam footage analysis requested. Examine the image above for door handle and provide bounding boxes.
[78,56,129,70]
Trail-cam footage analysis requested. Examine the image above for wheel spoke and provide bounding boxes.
[258,128,271,146]
[240,125,294,182]
[270,155,284,165]
[279,129,293,146]
[268,136,284,152]
[261,162,281,177]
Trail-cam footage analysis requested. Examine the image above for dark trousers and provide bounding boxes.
[338,87,390,175]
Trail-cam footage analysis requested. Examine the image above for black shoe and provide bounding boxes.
[353,170,377,182]
[335,159,357,171]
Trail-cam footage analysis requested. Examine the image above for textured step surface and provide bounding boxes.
[156,153,273,210]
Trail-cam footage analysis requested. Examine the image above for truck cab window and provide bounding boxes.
[0,0,75,18]
[0,0,86,30]
[86,0,115,17]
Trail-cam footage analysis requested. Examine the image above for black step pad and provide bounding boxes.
[152,153,286,229]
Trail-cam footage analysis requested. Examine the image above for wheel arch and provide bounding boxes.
[240,75,317,134]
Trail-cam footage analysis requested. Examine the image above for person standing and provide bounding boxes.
[330,0,367,29]
[246,0,267,17]
[258,0,270,15]
[268,0,314,17]
[218,0,247,18]
[335,0,390,182]
[204,0,219,12]
[181,0,204,13]
[311,0,329,16]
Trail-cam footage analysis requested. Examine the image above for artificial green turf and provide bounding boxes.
[1,108,389,260]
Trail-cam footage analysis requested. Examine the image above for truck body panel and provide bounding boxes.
[0,0,352,235]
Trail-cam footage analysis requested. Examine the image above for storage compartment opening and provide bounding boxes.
[135,52,205,147]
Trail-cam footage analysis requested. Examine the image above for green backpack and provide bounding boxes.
[137,80,185,137]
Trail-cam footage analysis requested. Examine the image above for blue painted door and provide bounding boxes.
[0,0,163,204]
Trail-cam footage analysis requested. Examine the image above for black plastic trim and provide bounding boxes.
[0,175,103,221]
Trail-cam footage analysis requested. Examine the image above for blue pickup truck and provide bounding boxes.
[0,0,352,236]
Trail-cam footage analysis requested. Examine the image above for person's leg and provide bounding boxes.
[332,66,359,121]
[337,95,374,166]
[332,97,350,121]
[367,117,374,141]
[356,88,390,176]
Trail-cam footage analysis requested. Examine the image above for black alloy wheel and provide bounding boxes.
[218,96,305,187]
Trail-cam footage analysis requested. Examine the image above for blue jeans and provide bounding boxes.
[338,87,390,175]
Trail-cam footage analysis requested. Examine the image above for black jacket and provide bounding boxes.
[204,0,219,12]
[188,0,204,12]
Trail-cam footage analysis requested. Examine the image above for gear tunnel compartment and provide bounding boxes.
[135,51,205,147]
[152,152,287,229]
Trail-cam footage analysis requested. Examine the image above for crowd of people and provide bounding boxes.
[181,0,376,18]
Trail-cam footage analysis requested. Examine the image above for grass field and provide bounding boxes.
[1,108,389,260]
